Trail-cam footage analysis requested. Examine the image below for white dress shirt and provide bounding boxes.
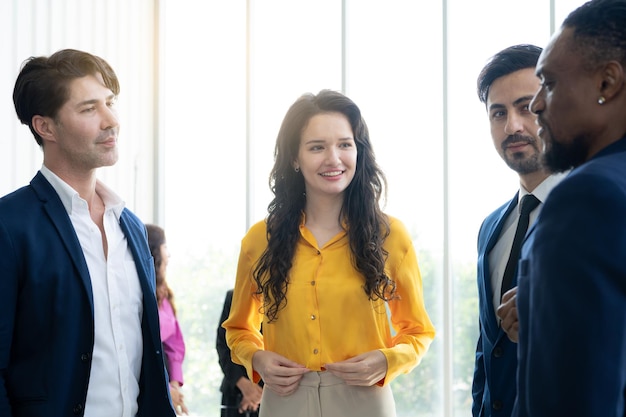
[488,172,567,312]
[41,165,143,417]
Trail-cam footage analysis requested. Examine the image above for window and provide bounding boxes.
[0,1,589,416]
[161,2,587,416]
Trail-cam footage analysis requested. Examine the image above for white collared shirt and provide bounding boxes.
[489,172,568,312]
[41,165,143,417]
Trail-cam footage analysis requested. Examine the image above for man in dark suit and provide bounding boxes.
[511,1,626,415]
[217,289,263,417]
[471,44,566,417]
[0,49,175,417]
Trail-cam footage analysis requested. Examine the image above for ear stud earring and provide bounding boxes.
[598,96,606,105]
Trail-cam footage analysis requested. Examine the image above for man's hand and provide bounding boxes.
[235,377,263,413]
[324,350,387,386]
[497,286,519,342]
[252,350,309,396]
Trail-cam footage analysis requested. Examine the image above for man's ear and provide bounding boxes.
[32,115,57,144]
[599,60,625,102]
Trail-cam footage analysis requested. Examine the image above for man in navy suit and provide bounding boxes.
[0,49,175,417]
[511,1,626,415]
[471,45,567,417]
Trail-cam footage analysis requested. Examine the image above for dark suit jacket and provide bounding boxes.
[472,194,520,417]
[217,290,249,400]
[516,136,626,417]
[0,172,175,417]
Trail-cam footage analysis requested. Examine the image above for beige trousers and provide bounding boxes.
[259,371,397,417]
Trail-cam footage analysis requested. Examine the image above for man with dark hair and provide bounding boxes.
[0,49,175,417]
[512,0,626,415]
[471,44,566,417]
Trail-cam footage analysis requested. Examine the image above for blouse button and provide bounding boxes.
[313,349,319,354]
[316,250,321,255]
[311,281,315,286]
[311,315,316,320]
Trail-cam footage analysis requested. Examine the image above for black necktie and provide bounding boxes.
[501,194,540,299]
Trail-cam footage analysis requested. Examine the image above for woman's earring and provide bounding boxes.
[598,96,606,105]
[294,166,300,173]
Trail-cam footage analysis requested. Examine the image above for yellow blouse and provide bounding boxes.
[223,215,435,386]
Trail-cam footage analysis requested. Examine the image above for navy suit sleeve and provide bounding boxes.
[471,326,485,417]
[522,171,626,416]
[472,219,488,417]
[0,217,18,416]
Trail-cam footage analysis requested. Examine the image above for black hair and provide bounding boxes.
[477,44,543,104]
[562,0,626,70]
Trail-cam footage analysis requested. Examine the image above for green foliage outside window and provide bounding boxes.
[169,243,478,417]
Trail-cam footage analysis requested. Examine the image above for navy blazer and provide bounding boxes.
[472,194,520,417]
[516,137,626,417]
[0,172,175,417]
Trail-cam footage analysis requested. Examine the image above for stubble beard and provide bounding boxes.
[505,151,542,175]
[502,134,543,175]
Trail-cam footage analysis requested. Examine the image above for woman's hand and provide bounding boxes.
[252,350,309,396]
[169,381,189,415]
[324,350,387,386]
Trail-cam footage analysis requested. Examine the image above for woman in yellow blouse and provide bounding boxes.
[223,89,435,417]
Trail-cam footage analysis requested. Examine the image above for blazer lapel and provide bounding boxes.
[480,193,518,339]
[119,211,160,347]
[31,172,95,311]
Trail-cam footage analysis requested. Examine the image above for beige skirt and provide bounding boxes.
[259,371,396,417]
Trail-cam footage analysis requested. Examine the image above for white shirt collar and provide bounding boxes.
[518,171,569,208]
[40,164,125,219]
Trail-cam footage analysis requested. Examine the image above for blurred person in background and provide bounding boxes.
[147,224,188,416]
[217,289,263,416]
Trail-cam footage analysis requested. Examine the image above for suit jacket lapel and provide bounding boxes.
[480,193,518,339]
[119,212,160,348]
[31,172,95,311]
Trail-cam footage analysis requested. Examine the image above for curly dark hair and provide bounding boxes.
[254,89,395,323]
